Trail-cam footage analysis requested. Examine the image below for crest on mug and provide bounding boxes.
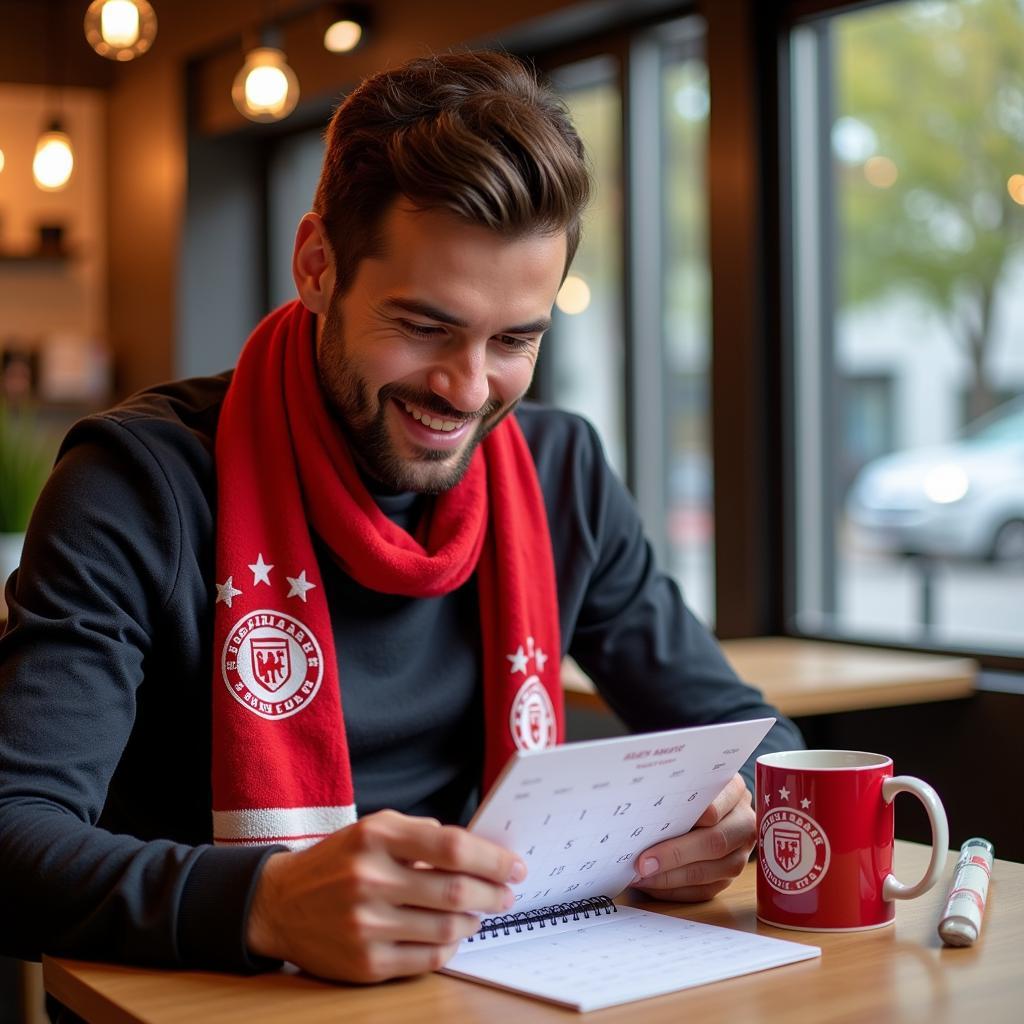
[759,809,831,893]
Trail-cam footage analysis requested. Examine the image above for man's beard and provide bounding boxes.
[316,302,514,495]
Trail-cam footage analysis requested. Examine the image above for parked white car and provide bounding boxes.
[845,397,1024,563]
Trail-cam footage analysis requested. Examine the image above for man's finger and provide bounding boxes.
[633,846,750,893]
[636,801,756,877]
[363,940,463,981]
[695,774,750,828]
[380,819,526,885]
[393,864,514,915]
[358,903,485,945]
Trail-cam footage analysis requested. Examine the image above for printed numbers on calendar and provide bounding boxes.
[579,860,597,871]
[564,839,575,849]
[616,851,635,863]
[564,882,581,893]
[630,826,644,838]
[612,803,631,817]
[549,865,566,876]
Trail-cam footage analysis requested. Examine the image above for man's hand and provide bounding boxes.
[630,773,755,902]
[245,809,526,983]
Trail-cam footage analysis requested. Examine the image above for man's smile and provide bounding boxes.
[401,400,468,433]
[393,398,476,450]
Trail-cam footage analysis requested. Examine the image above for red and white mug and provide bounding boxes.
[756,750,948,931]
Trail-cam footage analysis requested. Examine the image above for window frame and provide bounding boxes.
[773,0,1024,671]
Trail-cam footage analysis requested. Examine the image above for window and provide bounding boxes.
[543,17,714,624]
[545,57,627,476]
[790,0,1024,654]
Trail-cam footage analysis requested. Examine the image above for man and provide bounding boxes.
[0,51,801,984]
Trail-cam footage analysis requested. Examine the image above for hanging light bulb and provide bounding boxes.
[232,46,300,123]
[323,4,371,53]
[84,0,158,61]
[33,121,74,192]
[324,19,362,53]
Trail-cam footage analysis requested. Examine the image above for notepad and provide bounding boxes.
[440,720,821,1010]
[443,904,820,1011]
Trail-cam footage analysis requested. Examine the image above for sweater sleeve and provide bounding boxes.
[559,419,804,794]
[0,418,279,971]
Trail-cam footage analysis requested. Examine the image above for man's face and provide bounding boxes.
[316,200,567,494]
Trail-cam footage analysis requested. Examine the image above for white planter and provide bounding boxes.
[0,532,25,621]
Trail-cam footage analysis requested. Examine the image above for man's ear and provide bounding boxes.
[292,212,334,314]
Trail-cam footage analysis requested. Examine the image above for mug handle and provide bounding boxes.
[880,775,949,901]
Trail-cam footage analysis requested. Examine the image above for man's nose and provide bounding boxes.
[427,341,490,415]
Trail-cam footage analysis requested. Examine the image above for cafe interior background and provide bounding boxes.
[1,0,1022,1017]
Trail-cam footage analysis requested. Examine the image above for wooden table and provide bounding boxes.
[564,637,978,718]
[44,842,1022,1023]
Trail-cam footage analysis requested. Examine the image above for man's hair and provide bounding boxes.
[313,50,591,293]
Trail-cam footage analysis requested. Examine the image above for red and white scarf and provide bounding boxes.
[211,300,563,849]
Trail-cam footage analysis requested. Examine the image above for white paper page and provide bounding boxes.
[469,718,774,916]
[443,906,820,1012]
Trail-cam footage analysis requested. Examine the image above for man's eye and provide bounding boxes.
[402,321,444,337]
[498,335,535,352]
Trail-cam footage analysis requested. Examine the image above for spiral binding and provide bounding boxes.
[469,894,617,942]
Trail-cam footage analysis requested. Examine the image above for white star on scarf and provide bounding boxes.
[535,648,548,672]
[248,553,274,586]
[215,576,243,608]
[286,570,316,602]
[507,645,529,674]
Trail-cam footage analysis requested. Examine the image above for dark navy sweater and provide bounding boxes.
[0,374,801,972]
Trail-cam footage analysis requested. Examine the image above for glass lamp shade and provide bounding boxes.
[84,0,158,61]
[33,127,74,191]
[232,47,300,123]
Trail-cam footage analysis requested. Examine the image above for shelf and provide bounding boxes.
[0,250,73,265]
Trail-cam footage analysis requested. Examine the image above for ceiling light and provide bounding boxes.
[84,0,158,61]
[232,47,300,123]
[323,4,371,53]
[33,122,74,192]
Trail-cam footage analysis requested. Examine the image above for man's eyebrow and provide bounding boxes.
[382,297,551,335]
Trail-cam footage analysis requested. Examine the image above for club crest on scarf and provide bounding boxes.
[216,552,325,721]
[507,635,557,751]
[221,608,324,720]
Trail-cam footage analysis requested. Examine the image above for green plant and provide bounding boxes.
[0,404,53,533]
